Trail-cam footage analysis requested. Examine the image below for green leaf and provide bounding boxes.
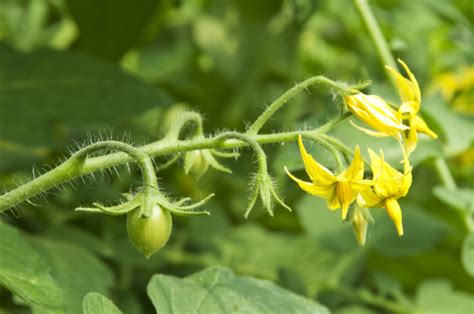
[147,266,329,314]
[423,96,474,156]
[416,279,474,314]
[433,185,474,214]
[0,222,65,312]
[82,292,122,314]
[30,238,114,314]
[66,0,160,61]
[211,224,357,295]
[462,234,474,277]
[0,44,170,170]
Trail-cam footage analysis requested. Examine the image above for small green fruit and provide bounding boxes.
[126,204,172,258]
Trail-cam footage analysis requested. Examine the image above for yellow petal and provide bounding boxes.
[405,118,418,156]
[297,135,335,185]
[398,59,421,103]
[350,120,394,138]
[357,189,382,208]
[399,101,420,116]
[338,145,364,181]
[413,115,438,139]
[368,149,385,179]
[384,197,404,236]
[285,167,334,198]
[346,94,408,138]
[335,181,354,219]
[327,193,341,210]
[385,59,421,105]
[350,179,373,192]
[368,149,407,198]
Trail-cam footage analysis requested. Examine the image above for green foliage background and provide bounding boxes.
[0,0,473,313]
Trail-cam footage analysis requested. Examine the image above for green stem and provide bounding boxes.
[246,76,352,135]
[302,134,345,172]
[354,0,457,190]
[0,114,349,213]
[433,157,457,189]
[72,141,158,217]
[353,0,397,72]
[164,111,203,140]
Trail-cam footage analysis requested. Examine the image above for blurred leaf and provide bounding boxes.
[415,279,474,314]
[147,266,329,314]
[423,95,474,155]
[0,44,170,170]
[82,292,122,314]
[212,224,356,295]
[433,185,474,213]
[30,237,114,314]
[66,0,160,61]
[461,234,474,277]
[0,222,64,313]
[372,200,448,257]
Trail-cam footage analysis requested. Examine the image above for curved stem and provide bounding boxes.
[72,141,158,217]
[302,134,345,172]
[246,76,352,135]
[0,115,349,213]
[164,111,203,140]
[216,132,268,172]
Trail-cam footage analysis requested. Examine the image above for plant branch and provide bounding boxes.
[246,76,354,135]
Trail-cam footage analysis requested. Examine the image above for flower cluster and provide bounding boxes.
[286,60,437,245]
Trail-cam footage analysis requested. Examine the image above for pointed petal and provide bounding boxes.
[384,197,404,236]
[339,145,364,180]
[350,179,373,192]
[297,135,335,184]
[413,115,438,139]
[350,120,398,139]
[404,118,418,156]
[285,167,334,198]
[398,58,421,103]
[368,149,385,178]
[385,62,420,105]
[327,193,341,210]
[358,189,382,208]
[336,181,354,219]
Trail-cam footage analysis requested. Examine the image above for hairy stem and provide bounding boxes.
[164,111,203,140]
[0,114,350,213]
[246,76,352,135]
[73,141,158,217]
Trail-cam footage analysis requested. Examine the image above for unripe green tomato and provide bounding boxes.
[126,205,172,259]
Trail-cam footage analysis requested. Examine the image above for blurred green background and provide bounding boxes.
[0,0,473,313]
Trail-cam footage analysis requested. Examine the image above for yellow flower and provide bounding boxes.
[432,66,474,114]
[344,93,408,140]
[385,59,438,155]
[358,149,412,236]
[285,135,369,219]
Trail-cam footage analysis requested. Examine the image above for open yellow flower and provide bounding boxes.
[358,149,412,236]
[386,59,438,154]
[344,93,408,140]
[285,135,369,219]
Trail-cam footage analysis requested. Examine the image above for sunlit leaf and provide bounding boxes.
[82,292,122,314]
[147,266,329,314]
[0,222,64,313]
